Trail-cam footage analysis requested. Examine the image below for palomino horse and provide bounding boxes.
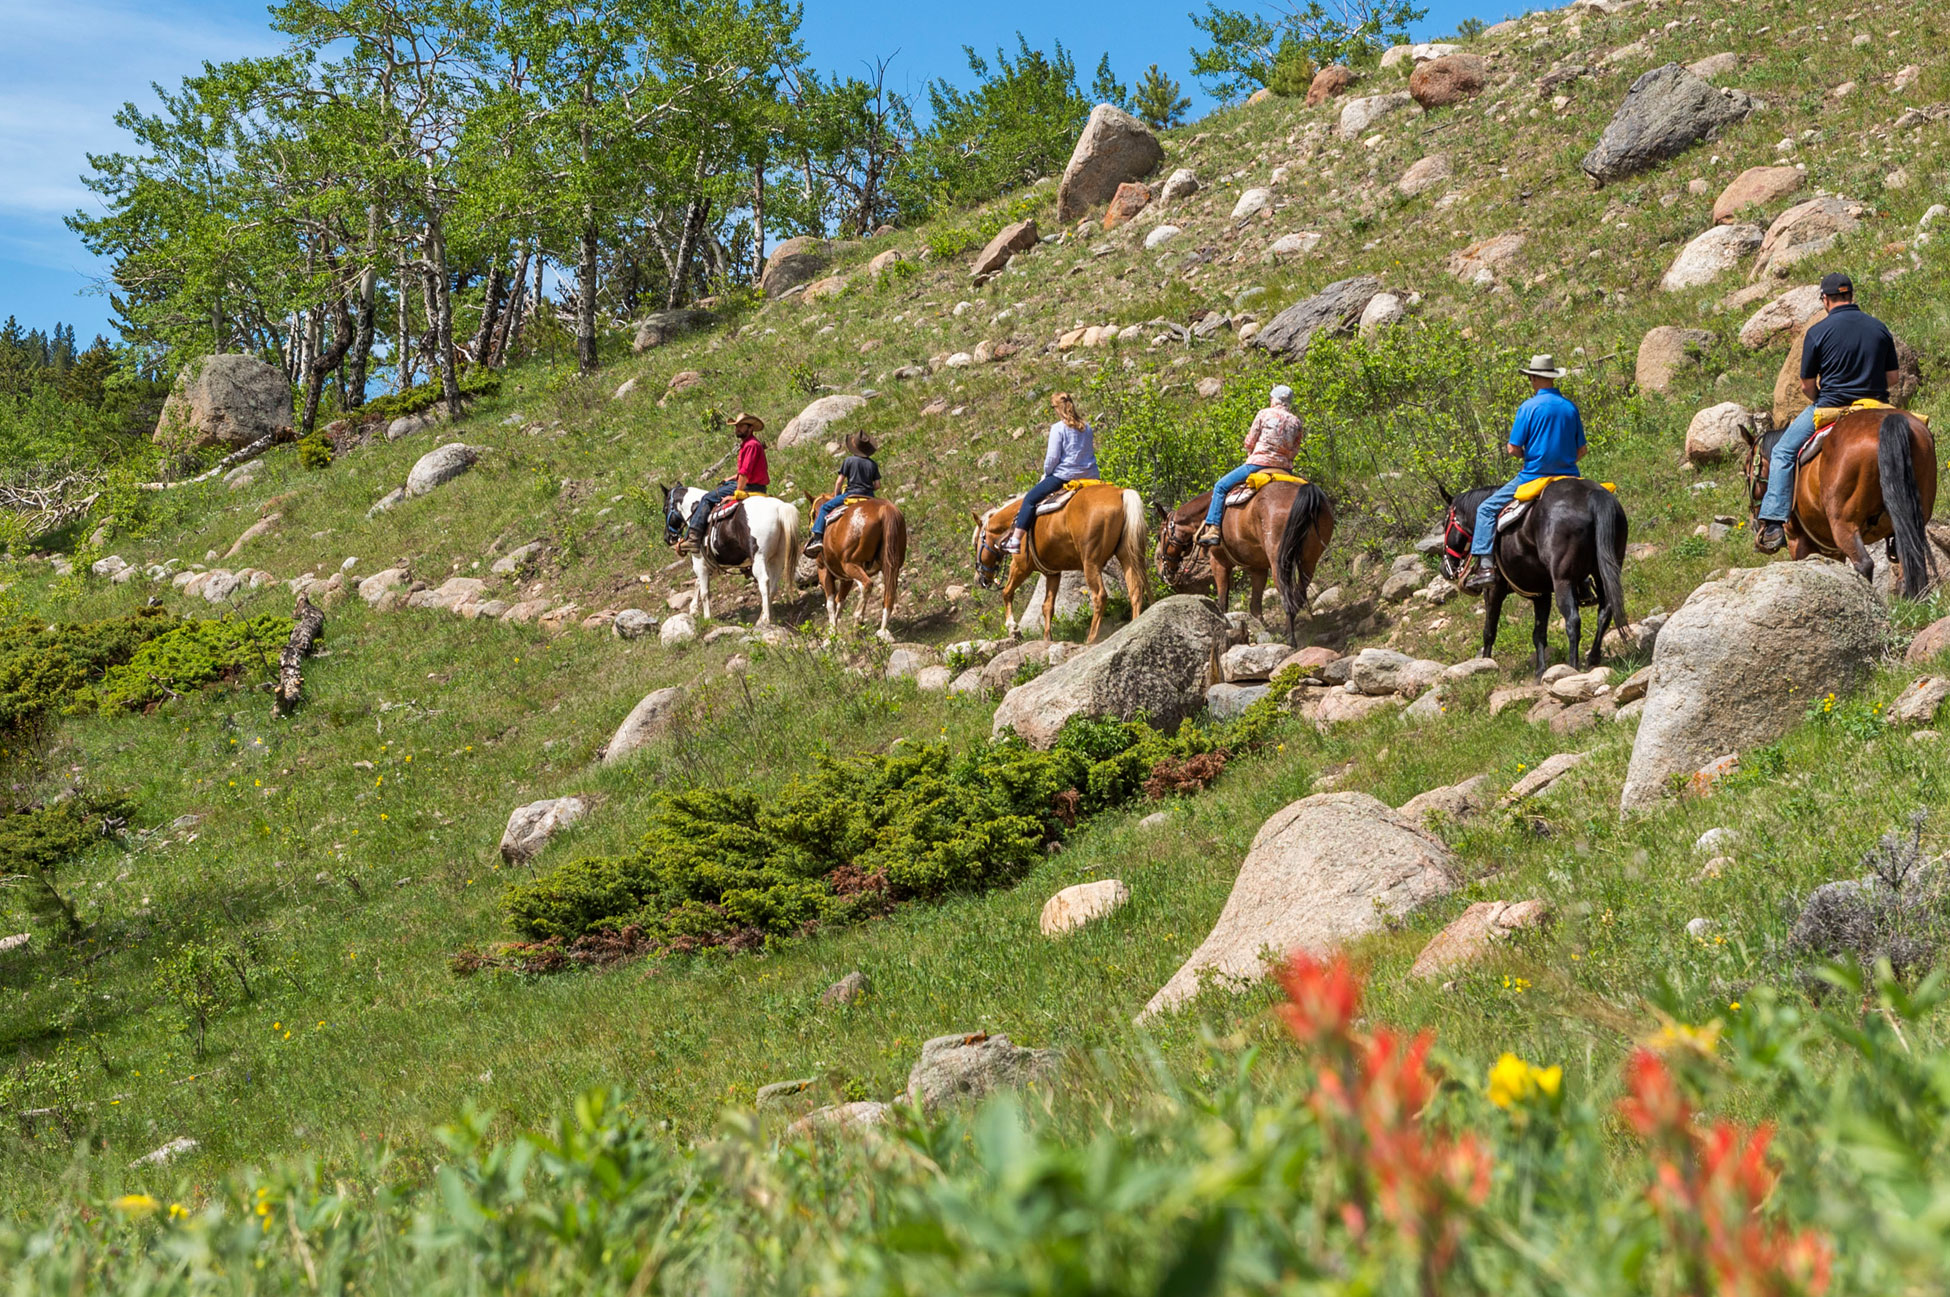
[807,493,908,639]
[971,483,1149,644]
[1742,407,1938,598]
[660,484,800,626]
[1440,478,1628,677]
[1155,479,1335,646]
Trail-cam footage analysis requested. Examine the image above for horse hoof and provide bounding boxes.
[875,628,894,644]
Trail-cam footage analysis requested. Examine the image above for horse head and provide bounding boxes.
[660,483,688,546]
[1155,505,1197,587]
[969,506,1005,589]
[1437,489,1489,582]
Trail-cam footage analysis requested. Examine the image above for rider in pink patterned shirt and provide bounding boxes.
[1197,385,1304,545]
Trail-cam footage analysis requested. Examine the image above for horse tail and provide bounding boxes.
[884,503,909,577]
[1878,411,1932,599]
[1118,489,1150,616]
[774,499,801,588]
[1274,482,1328,622]
[1592,486,1628,630]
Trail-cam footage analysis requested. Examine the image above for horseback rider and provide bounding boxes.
[1754,272,1900,554]
[1000,392,1097,554]
[1196,384,1304,547]
[683,412,770,554]
[804,433,880,557]
[1458,354,1586,594]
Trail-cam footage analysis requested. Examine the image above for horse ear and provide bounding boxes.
[1151,501,1170,521]
[969,507,985,522]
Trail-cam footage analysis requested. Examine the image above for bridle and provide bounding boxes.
[662,484,689,547]
[972,516,1005,587]
[1440,504,1471,581]
[1157,515,1195,585]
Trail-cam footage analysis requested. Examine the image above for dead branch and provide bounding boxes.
[136,436,277,492]
[274,593,326,716]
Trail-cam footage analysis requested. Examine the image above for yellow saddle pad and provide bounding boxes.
[1244,470,1307,490]
[1811,398,1917,430]
[1512,476,1614,502]
[1061,478,1110,491]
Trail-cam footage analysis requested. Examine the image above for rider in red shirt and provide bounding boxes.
[686,412,769,549]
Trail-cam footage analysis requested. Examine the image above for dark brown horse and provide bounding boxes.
[1155,480,1335,645]
[971,483,1149,644]
[807,494,907,639]
[1441,479,1628,676]
[1742,407,1938,597]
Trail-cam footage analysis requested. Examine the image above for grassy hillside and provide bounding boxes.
[6,0,1950,1287]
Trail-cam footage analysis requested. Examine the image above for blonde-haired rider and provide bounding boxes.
[1000,392,1097,554]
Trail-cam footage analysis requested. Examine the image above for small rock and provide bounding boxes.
[1408,899,1551,978]
[611,609,657,640]
[1886,677,1950,726]
[906,1033,1060,1111]
[1040,879,1130,935]
[820,971,871,1006]
[1695,826,1738,855]
[660,614,698,646]
[1499,751,1588,805]
[499,796,588,864]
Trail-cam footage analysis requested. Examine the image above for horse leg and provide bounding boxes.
[694,557,711,621]
[1834,517,1875,582]
[840,560,877,634]
[1553,582,1581,675]
[1529,595,1552,679]
[1586,587,1614,669]
[1480,585,1509,662]
[1247,570,1267,625]
[999,557,1029,637]
[1040,575,1060,643]
[878,550,900,640]
[821,563,841,631]
[1212,560,1232,613]
[1081,562,1108,645]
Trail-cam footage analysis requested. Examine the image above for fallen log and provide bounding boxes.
[274,593,325,715]
[136,436,276,491]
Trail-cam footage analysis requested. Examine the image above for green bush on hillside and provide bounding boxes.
[0,798,126,934]
[95,613,292,712]
[502,704,1283,953]
[0,607,179,736]
[356,368,502,425]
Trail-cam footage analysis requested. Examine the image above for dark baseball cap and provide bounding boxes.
[1819,272,1855,296]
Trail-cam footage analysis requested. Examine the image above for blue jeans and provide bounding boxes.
[812,490,868,537]
[1758,404,1820,523]
[1469,479,1522,557]
[1014,475,1069,531]
[1204,464,1260,526]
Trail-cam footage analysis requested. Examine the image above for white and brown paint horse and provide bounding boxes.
[661,484,799,626]
[971,482,1149,643]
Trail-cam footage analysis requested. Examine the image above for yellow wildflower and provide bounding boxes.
[1487,1053,1562,1109]
[113,1194,161,1216]
[1640,1010,1723,1059]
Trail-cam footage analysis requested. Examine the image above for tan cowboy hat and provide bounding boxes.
[1519,354,1568,379]
[727,411,765,433]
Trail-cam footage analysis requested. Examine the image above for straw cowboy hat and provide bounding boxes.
[1519,354,1568,379]
[726,411,765,433]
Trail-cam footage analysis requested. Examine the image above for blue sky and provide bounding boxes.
[1,0,1502,342]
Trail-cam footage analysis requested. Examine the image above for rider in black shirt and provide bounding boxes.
[805,435,881,556]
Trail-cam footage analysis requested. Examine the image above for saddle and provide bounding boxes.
[707,490,758,525]
[1495,477,1615,534]
[1223,469,1307,508]
[1032,478,1110,517]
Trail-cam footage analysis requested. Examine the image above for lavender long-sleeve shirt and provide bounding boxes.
[1041,420,1100,479]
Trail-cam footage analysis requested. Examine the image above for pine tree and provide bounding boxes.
[1131,65,1192,128]
[1091,54,1130,110]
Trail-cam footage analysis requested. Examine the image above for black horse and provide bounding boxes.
[1440,479,1629,677]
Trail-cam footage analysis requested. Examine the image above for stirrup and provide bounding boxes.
[803,537,823,555]
[999,532,1023,554]
[1754,522,1786,554]
[1195,523,1223,547]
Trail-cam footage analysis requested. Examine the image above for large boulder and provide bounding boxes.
[1636,326,1714,394]
[972,219,1039,280]
[1250,276,1382,359]
[1738,284,1824,350]
[1660,224,1763,291]
[1307,65,1357,106]
[906,1032,1060,1111]
[404,442,479,497]
[1339,92,1421,138]
[760,236,829,297]
[499,796,588,864]
[153,355,293,450]
[1752,197,1867,281]
[1712,166,1804,224]
[1409,54,1490,108]
[602,686,688,765]
[777,394,867,449]
[1684,402,1763,465]
[631,308,712,352]
[992,595,1228,749]
[1140,793,1455,1018]
[1056,104,1165,223]
[1580,63,1759,186]
[1620,563,1886,814]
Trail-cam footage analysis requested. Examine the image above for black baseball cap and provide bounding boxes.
[1819,272,1855,296]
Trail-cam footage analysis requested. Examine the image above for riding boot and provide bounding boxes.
[1195,523,1223,547]
[804,536,823,556]
[1458,557,1497,594]
[1754,521,1786,554]
[1000,529,1025,554]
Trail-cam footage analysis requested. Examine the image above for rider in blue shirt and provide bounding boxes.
[1459,354,1587,594]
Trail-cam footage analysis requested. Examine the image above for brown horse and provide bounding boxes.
[807,494,907,639]
[1742,407,1938,597]
[1154,480,1336,645]
[971,483,1149,643]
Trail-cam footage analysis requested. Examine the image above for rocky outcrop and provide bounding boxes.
[1040,879,1130,935]
[404,442,480,497]
[1636,326,1714,393]
[1774,322,1919,427]
[631,308,712,352]
[1408,899,1551,979]
[1620,563,1886,814]
[1684,402,1762,465]
[153,355,293,450]
[1660,224,1763,291]
[1307,65,1357,106]
[1752,197,1867,281]
[601,686,688,765]
[906,1032,1060,1110]
[1339,92,1421,138]
[1250,276,1382,359]
[499,795,588,864]
[1580,64,1758,185]
[1409,54,1489,108]
[1141,793,1454,1018]
[992,596,1228,748]
[760,236,829,297]
[1056,105,1164,223]
[1712,166,1804,224]
[1738,284,1824,350]
[972,219,1040,278]
[777,394,867,448]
